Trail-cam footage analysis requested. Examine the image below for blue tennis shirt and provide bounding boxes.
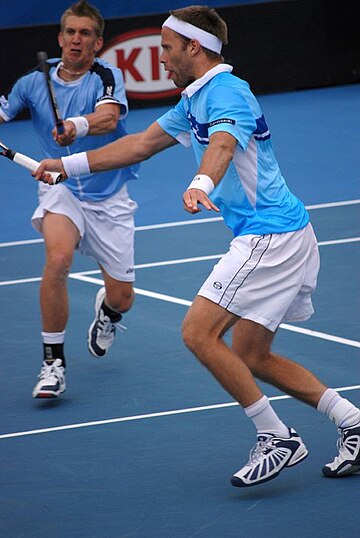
[0,58,138,201]
[157,64,309,237]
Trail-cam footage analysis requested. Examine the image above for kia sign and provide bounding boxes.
[100,28,182,100]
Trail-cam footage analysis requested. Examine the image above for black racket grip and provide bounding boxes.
[56,119,65,135]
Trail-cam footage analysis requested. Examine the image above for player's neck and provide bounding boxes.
[58,61,91,81]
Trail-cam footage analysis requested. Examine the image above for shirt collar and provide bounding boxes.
[181,63,233,99]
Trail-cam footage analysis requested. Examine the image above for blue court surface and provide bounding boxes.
[0,84,359,537]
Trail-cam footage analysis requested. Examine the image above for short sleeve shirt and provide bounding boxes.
[157,64,309,237]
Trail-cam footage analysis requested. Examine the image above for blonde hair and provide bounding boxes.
[60,1,105,37]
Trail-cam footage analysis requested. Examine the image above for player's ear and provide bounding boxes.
[94,36,103,54]
[58,32,64,48]
[189,39,201,56]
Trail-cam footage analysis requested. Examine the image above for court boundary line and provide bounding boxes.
[1,198,359,248]
[0,235,359,287]
[69,273,360,349]
[1,240,359,348]
[0,384,359,441]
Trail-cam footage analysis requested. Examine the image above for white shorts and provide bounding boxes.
[32,183,138,282]
[198,223,320,332]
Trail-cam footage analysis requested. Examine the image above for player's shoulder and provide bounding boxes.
[210,71,250,91]
[92,57,122,76]
[207,71,254,104]
[19,57,58,81]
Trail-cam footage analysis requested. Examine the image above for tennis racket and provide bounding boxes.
[37,51,65,135]
[0,138,63,184]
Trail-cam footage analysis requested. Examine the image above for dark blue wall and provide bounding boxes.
[1,0,358,109]
[0,0,269,29]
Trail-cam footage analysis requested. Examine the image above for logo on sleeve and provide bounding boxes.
[209,118,235,127]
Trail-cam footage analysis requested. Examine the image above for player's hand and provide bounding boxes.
[183,188,220,214]
[33,159,67,184]
[52,120,77,146]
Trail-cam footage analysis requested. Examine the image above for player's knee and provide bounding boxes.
[234,347,270,376]
[182,319,206,356]
[46,251,73,278]
[107,288,134,314]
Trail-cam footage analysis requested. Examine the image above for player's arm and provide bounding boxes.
[183,131,237,214]
[34,121,178,182]
[55,103,120,146]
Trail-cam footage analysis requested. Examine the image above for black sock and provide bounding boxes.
[43,343,66,368]
[102,301,122,322]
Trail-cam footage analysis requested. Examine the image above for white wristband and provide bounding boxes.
[66,116,89,138]
[187,174,214,195]
[61,152,90,178]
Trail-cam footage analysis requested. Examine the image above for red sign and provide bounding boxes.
[100,28,182,100]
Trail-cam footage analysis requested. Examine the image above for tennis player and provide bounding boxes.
[35,6,360,485]
[0,1,139,398]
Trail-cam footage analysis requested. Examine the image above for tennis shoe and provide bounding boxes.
[322,422,360,477]
[231,427,308,487]
[88,287,125,358]
[32,359,66,398]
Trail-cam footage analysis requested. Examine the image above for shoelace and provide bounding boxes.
[97,313,127,336]
[38,362,63,379]
[248,439,270,464]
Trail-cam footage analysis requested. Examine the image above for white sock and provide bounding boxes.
[317,388,360,428]
[42,331,66,344]
[244,395,289,438]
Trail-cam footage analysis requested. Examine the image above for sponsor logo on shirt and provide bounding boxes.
[209,118,235,127]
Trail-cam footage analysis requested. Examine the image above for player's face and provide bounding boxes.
[58,15,103,70]
[160,27,196,88]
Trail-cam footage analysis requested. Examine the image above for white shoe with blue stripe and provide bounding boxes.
[32,358,66,398]
[231,428,308,487]
[88,287,125,358]
[322,422,360,477]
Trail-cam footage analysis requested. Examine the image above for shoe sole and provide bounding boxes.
[33,388,65,399]
[231,447,308,488]
[322,462,360,477]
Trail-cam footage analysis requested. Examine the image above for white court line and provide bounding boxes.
[1,235,359,287]
[0,384,359,441]
[1,198,359,248]
[0,276,42,286]
[69,273,360,349]
[1,244,360,348]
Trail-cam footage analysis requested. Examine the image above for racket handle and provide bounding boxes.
[13,152,62,184]
[56,119,65,135]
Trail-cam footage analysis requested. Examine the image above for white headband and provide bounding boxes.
[162,15,222,54]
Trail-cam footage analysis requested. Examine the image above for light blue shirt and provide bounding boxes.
[0,57,138,201]
[157,64,309,237]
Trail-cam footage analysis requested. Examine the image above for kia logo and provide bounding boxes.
[100,28,182,100]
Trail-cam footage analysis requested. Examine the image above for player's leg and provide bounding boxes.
[232,321,327,407]
[33,211,80,398]
[182,297,308,487]
[230,235,360,480]
[233,327,360,477]
[88,269,134,358]
[85,185,137,358]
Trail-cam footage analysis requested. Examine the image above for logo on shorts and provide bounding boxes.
[126,267,134,274]
[213,281,222,290]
